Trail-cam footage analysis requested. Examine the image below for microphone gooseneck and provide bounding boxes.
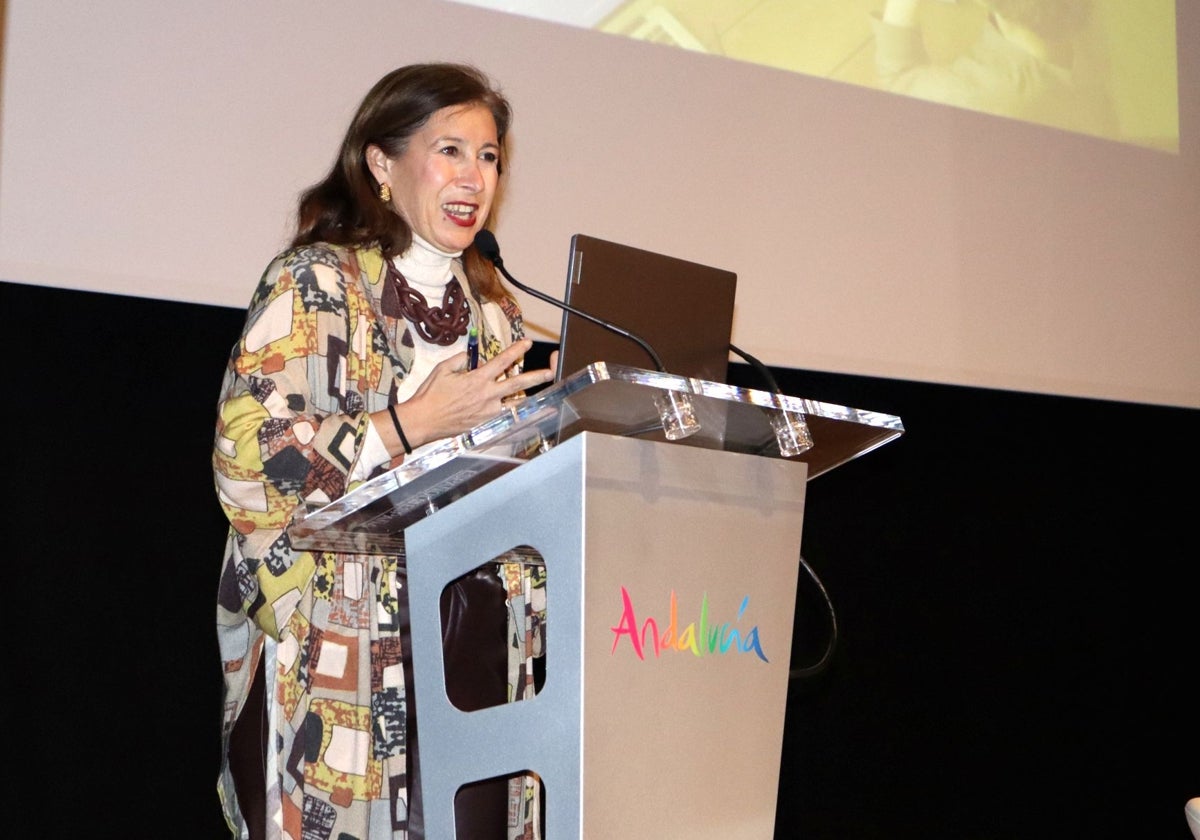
[728,343,782,394]
[473,230,666,372]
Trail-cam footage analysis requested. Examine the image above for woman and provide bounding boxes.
[213,63,553,840]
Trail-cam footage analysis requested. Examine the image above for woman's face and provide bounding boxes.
[373,103,501,254]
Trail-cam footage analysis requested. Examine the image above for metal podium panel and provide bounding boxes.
[404,432,807,839]
[579,433,806,838]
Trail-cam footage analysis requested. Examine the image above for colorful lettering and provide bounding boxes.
[609,587,769,663]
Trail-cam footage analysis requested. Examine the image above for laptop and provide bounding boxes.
[553,234,738,383]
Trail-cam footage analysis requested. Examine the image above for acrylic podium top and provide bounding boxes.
[287,362,904,554]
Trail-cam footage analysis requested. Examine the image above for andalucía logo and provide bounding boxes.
[609,586,768,663]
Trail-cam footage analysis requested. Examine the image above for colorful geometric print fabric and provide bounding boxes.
[214,243,546,839]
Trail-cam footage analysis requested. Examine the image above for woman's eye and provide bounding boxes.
[480,151,499,164]
[439,145,460,157]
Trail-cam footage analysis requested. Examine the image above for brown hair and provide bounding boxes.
[291,63,512,301]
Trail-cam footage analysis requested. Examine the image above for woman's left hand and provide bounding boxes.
[392,339,554,448]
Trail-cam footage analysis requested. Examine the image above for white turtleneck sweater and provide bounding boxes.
[355,233,472,475]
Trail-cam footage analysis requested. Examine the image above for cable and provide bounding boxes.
[726,344,836,678]
[788,555,838,680]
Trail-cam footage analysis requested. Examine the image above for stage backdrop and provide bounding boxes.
[2,0,1198,409]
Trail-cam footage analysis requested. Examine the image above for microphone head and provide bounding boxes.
[473,229,501,264]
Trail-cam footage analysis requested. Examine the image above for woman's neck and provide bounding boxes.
[396,232,460,287]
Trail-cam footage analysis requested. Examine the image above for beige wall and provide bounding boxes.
[1,0,1196,408]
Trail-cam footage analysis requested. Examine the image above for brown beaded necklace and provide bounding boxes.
[384,259,471,346]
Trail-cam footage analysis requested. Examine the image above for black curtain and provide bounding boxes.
[5,280,1196,838]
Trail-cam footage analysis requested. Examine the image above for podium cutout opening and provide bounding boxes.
[451,771,545,839]
[438,545,547,714]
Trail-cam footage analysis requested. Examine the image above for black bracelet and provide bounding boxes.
[387,404,412,455]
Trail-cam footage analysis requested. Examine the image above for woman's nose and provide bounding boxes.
[457,158,483,191]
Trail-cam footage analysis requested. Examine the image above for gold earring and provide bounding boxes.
[379,183,392,203]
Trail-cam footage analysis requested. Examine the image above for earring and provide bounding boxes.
[379,183,392,204]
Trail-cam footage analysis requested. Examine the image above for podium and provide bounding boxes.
[288,363,903,839]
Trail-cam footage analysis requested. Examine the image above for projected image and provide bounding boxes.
[451,0,1179,152]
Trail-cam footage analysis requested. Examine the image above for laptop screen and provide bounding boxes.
[553,234,738,384]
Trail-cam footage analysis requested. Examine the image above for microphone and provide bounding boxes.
[472,229,666,373]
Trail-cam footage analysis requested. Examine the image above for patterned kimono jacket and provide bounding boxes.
[214,243,545,839]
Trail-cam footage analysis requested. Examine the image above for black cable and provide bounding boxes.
[789,553,838,680]
[726,344,838,679]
